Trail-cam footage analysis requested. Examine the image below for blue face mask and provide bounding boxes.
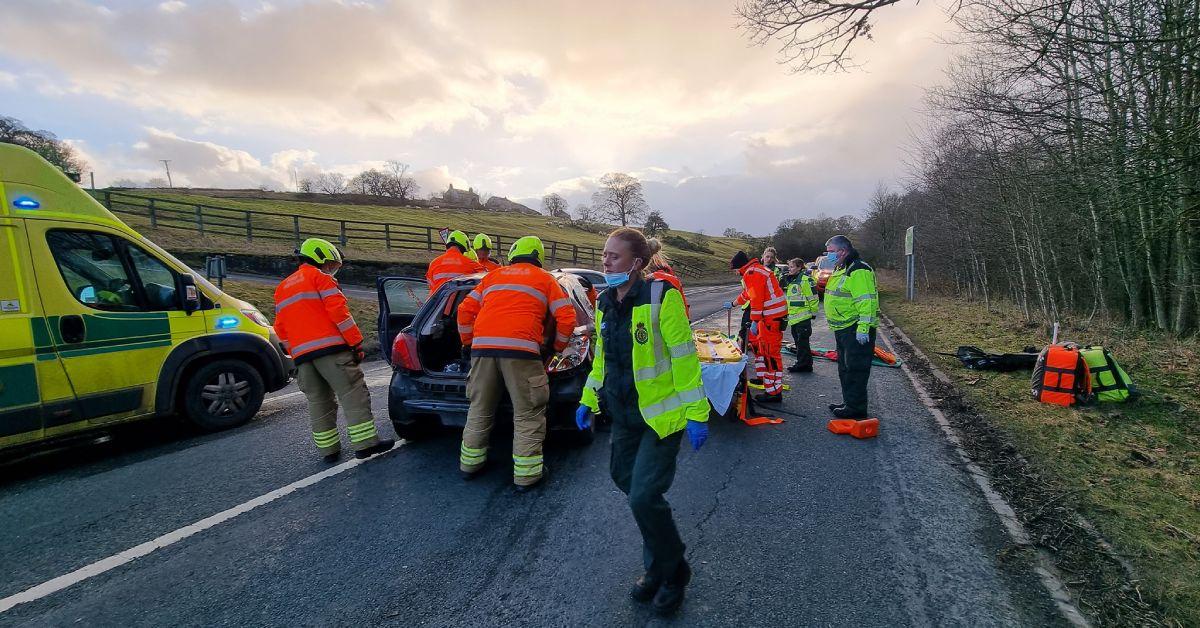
[826,251,839,264]
[604,258,642,288]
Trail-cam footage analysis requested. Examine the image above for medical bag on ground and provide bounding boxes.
[1079,346,1138,403]
[1031,343,1092,406]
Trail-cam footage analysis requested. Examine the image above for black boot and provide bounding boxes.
[630,573,662,603]
[828,403,845,413]
[754,392,783,403]
[354,438,395,459]
[832,406,868,419]
[514,467,548,494]
[322,451,341,464]
[652,560,692,616]
[788,363,813,373]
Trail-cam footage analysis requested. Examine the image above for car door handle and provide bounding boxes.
[60,315,86,344]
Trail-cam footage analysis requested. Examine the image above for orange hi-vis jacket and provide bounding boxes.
[478,258,502,272]
[458,263,576,359]
[274,264,363,364]
[735,258,786,321]
[427,247,484,295]
[650,267,690,316]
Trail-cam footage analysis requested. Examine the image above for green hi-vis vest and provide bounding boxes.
[1079,346,1137,402]
[785,275,819,324]
[823,259,879,333]
[581,280,710,438]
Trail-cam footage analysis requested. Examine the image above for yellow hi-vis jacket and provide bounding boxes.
[581,279,709,438]
[785,274,819,324]
[823,259,879,333]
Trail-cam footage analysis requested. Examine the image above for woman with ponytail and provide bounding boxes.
[576,227,710,615]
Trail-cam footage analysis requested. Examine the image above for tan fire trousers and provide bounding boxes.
[296,351,380,455]
[460,356,549,486]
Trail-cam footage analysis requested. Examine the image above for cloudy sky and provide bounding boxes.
[0,0,955,235]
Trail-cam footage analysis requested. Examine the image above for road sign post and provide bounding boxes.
[904,226,915,301]
[205,254,228,290]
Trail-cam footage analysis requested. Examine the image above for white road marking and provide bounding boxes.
[0,445,403,614]
[879,320,1091,628]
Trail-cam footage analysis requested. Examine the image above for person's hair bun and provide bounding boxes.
[646,237,663,256]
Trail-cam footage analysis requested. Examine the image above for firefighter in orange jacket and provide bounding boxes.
[275,238,394,462]
[457,236,576,491]
[427,230,484,294]
[730,250,787,403]
[473,233,502,271]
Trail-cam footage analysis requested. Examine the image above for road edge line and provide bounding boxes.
[878,317,1092,628]
[0,445,403,615]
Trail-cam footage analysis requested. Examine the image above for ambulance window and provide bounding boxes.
[126,246,179,311]
[46,231,139,311]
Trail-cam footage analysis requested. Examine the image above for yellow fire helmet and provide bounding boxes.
[447,230,470,251]
[508,236,545,266]
[298,237,342,264]
[473,233,493,251]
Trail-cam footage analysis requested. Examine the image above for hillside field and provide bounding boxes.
[95,189,752,277]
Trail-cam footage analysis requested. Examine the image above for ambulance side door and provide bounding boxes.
[0,219,77,446]
[29,225,178,425]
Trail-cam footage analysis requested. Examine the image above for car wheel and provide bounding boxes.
[183,359,265,431]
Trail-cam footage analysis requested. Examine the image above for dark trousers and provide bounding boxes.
[737,307,751,351]
[789,319,813,369]
[608,398,685,580]
[834,326,876,414]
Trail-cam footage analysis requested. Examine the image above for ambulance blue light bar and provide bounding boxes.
[215,316,240,329]
[12,196,40,209]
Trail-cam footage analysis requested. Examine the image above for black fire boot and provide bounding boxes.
[354,438,395,459]
[754,392,783,403]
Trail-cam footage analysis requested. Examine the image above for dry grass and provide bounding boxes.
[881,274,1200,626]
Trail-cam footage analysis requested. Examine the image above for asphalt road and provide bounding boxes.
[0,284,1066,627]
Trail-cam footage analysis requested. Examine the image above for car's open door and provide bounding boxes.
[376,277,426,365]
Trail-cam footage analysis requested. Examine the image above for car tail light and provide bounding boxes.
[391,332,421,371]
[547,334,591,373]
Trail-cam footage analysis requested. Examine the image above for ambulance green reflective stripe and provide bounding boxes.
[0,364,39,409]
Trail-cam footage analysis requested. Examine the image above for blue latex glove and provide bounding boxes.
[722,301,733,310]
[575,405,592,430]
[686,420,708,451]
[750,321,759,335]
[856,331,870,345]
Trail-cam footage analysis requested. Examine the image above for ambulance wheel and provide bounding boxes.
[184,359,265,431]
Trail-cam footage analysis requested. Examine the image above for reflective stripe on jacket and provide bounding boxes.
[581,279,710,438]
[457,263,576,358]
[735,259,786,321]
[822,259,878,332]
[273,264,362,362]
[785,274,819,324]
[426,248,484,295]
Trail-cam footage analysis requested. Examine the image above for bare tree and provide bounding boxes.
[298,177,315,193]
[542,193,570,218]
[382,160,420,202]
[736,0,907,73]
[314,172,348,194]
[590,172,650,226]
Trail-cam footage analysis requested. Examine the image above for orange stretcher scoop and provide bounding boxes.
[828,418,880,438]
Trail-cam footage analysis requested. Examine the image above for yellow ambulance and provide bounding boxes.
[0,143,293,453]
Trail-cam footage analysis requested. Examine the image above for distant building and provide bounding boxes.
[440,183,480,207]
[484,196,537,215]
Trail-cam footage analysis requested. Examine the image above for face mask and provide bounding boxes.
[826,251,839,264]
[604,258,641,288]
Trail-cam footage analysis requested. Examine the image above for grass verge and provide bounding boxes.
[880,274,1199,626]
[220,279,381,357]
